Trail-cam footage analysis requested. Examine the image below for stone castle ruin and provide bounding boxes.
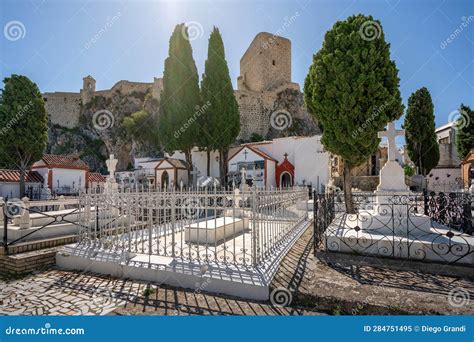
[43,32,319,171]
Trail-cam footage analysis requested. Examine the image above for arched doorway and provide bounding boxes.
[280,171,292,188]
[161,171,169,189]
[276,153,295,188]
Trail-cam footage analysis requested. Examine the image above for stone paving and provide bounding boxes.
[0,270,131,316]
[0,269,325,316]
[1,226,472,316]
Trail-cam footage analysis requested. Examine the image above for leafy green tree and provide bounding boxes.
[158,24,201,179]
[456,104,474,160]
[0,75,48,197]
[404,165,415,177]
[200,27,240,179]
[403,87,439,176]
[304,14,403,212]
[122,110,159,146]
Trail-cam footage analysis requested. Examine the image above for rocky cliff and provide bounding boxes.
[47,88,160,172]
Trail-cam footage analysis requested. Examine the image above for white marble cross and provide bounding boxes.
[106,154,118,178]
[378,121,404,161]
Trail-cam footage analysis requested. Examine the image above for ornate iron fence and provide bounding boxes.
[77,187,309,268]
[313,191,473,265]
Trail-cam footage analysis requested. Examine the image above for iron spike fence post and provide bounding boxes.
[313,190,318,256]
[95,203,99,239]
[462,194,472,234]
[171,191,176,257]
[423,188,428,216]
[3,198,8,255]
[251,189,257,267]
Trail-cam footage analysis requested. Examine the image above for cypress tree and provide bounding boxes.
[200,27,240,181]
[404,87,439,176]
[159,24,201,180]
[304,14,403,213]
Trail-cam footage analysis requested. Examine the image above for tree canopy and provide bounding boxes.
[403,87,439,176]
[200,27,240,178]
[456,104,474,160]
[122,109,159,147]
[158,23,201,177]
[304,14,404,211]
[0,74,48,197]
[304,14,403,166]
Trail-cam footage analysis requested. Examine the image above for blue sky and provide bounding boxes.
[0,0,473,128]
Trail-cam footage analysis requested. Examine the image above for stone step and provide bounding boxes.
[0,246,63,276]
[0,234,78,256]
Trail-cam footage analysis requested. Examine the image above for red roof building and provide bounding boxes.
[0,169,44,183]
[31,154,90,194]
[0,169,44,199]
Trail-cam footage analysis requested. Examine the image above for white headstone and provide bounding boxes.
[377,121,405,162]
[106,154,118,179]
[105,154,118,195]
[374,121,409,215]
[376,121,408,193]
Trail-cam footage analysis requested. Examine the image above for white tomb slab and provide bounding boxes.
[185,217,246,244]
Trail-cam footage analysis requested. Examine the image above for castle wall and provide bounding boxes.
[238,32,291,92]
[235,91,266,140]
[45,78,163,129]
[43,92,81,129]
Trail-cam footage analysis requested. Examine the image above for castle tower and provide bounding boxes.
[237,32,292,92]
[81,75,96,104]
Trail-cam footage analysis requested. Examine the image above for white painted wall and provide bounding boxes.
[254,136,329,189]
[164,135,330,189]
[167,149,220,179]
[228,148,272,188]
[52,168,87,191]
[426,167,462,192]
[156,168,189,188]
[294,136,329,189]
[0,182,42,199]
[266,160,276,188]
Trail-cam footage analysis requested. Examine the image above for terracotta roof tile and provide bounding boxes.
[0,169,44,183]
[88,172,106,183]
[40,154,89,170]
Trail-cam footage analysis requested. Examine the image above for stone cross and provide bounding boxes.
[106,154,118,178]
[378,121,404,161]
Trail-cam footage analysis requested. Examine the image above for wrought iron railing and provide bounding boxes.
[76,187,309,268]
[1,196,84,254]
[313,191,473,265]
